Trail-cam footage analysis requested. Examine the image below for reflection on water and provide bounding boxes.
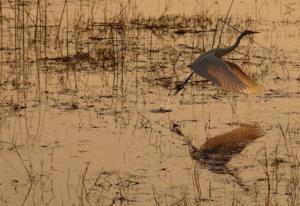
[189,124,264,173]
[188,124,265,190]
[0,0,299,205]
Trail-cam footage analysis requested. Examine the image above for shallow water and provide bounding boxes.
[0,0,300,205]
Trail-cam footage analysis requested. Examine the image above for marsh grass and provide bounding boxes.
[0,0,276,107]
[0,139,143,205]
[0,0,298,205]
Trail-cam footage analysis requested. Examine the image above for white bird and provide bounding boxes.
[174,30,263,95]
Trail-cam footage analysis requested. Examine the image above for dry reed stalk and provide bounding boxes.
[0,0,3,86]
[278,122,300,206]
[192,163,202,204]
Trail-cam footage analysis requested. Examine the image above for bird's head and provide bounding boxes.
[241,30,259,36]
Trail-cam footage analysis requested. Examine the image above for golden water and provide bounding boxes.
[0,0,300,205]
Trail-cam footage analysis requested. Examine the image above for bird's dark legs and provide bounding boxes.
[170,72,194,95]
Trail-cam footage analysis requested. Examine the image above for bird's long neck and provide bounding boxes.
[215,32,246,58]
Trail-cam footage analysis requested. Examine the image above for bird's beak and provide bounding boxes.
[252,31,260,34]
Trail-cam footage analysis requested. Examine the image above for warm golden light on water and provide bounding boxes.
[0,0,299,205]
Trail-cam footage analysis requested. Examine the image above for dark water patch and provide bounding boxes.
[170,121,184,136]
[264,89,300,99]
[144,76,173,89]
[150,107,172,113]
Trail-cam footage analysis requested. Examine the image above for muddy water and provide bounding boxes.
[0,0,300,205]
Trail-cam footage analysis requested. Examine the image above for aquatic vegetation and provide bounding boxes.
[0,0,299,205]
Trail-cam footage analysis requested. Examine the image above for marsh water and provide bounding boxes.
[0,0,300,205]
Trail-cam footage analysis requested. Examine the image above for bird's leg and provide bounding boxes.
[170,72,194,95]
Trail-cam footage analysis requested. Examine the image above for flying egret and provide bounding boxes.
[173,30,263,95]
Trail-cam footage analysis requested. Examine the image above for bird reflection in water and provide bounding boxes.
[187,124,264,189]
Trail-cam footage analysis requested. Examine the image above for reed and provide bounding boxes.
[0,0,297,205]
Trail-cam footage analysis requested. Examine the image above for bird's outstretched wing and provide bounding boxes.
[191,55,262,94]
[223,60,263,94]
